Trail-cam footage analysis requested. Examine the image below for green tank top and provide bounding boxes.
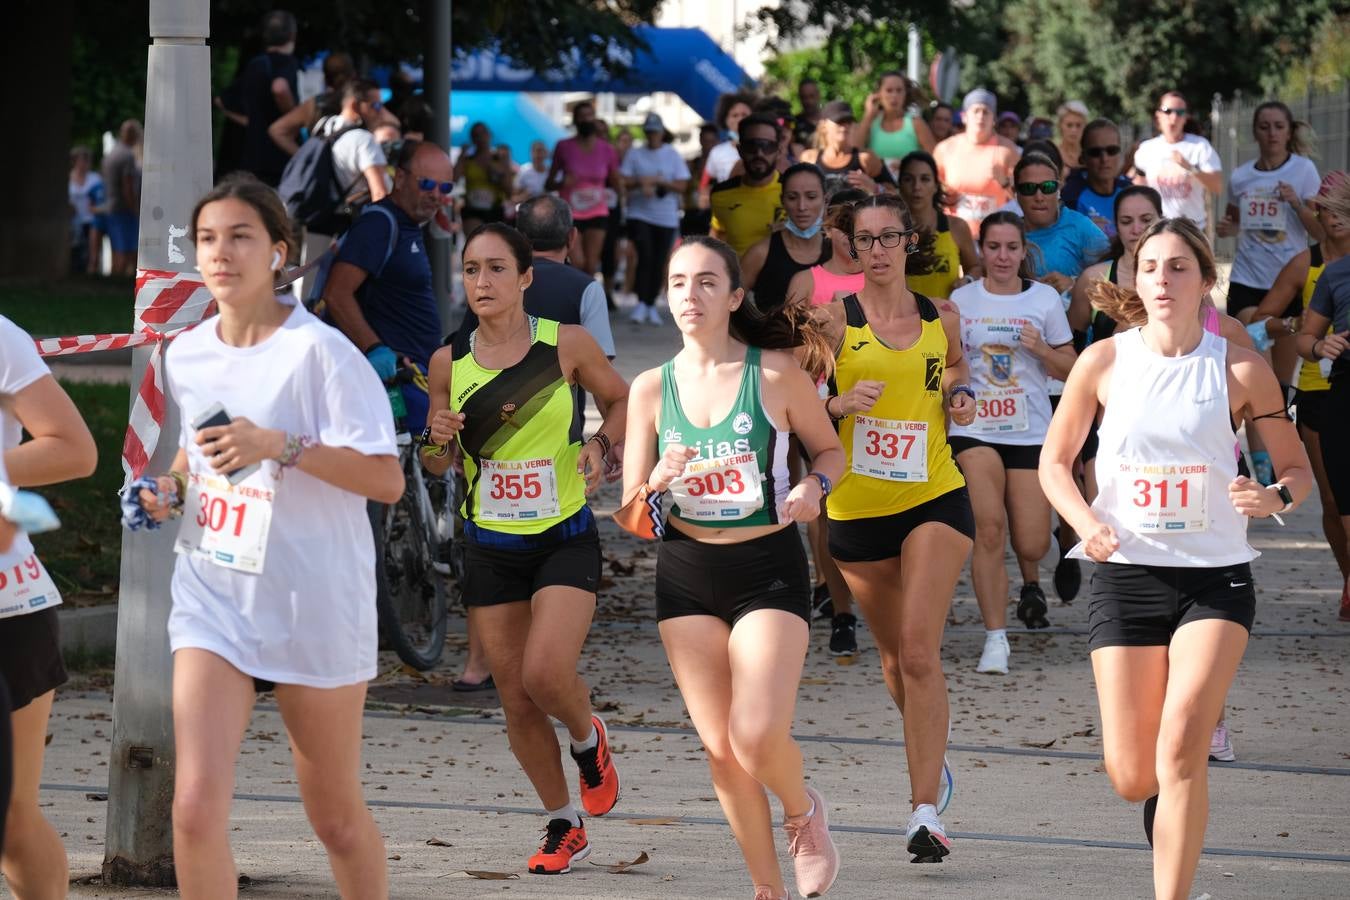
[869,114,920,162]
[658,346,792,528]
[451,318,586,534]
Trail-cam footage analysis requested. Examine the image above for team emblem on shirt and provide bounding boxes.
[924,355,943,393]
[982,343,1019,387]
[500,402,520,427]
[732,412,753,435]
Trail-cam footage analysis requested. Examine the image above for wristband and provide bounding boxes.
[277,433,314,468]
[588,431,612,457]
[168,470,187,509]
[1312,338,1324,360]
[948,385,976,404]
[806,471,832,498]
[827,396,846,421]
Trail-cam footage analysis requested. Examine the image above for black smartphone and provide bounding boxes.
[190,403,260,485]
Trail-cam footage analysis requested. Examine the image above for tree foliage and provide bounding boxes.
[760,22,914,120]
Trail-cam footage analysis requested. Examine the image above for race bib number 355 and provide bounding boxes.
[174,471,275,575]
[478,458,560,522]
[852,416,928,482]
[1115,461,1209,533]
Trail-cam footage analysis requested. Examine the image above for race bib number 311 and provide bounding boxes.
[174,471,275,575]
[1116,461,1209,533]
[852,416,928,482]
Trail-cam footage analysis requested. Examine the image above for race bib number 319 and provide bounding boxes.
[1115,461,1209,533]
[0,554,62,620]
[852,416,928,482]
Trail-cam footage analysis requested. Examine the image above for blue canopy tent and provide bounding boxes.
[450,92,567,163]
[450,26,754,122]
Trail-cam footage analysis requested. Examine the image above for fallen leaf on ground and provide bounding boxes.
[1022,739,1057,749]
[591,851,650,873]
[627,817,680,826]
[439,870,519,880]
[426,837,452,847]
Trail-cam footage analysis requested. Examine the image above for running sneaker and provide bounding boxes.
[628,304,647,324]
[976,631,1010,674]
[1017,582,1050,629]
[1143,794,1158,848]
[527,818,590,874]
[1054,553,1082,604]
[647,305,664,326]
[1208,719,1236,762]
[811,583,834,622]
[753,886,788,900]
[1339,582,1350,622]
[570,714,621,817]
[905,804,951,863]
[783,786,839,897]
[937,755,954,816]
[829,613,857,656]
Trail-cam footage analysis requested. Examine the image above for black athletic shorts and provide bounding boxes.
[1082,416,1101,462]
[1318,378,1350,514]
[655,524,811,625]
[1087,561,1257,651]
[0,607,68,711]
[1227,281,1299,318]
[828,487,976,563]
[0,672,11,853]
[949,436,1042,470]
[575,216,609,233]
[462,526,601,607]
[1295,388,1330,434]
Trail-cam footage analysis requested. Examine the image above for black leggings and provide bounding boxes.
[0,674,11,854]
[627,220,677,306]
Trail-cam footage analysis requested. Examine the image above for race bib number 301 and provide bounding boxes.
[852,416,928,482]
[174,471,275,575]
[671,452,764,521]
[0,554,62,620]
[1115,461,1209,533]
[478,458,560,522]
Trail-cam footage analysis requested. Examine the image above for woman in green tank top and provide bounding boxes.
[422,223,631,875]
[856,72,936,179]
[620,236,845,900]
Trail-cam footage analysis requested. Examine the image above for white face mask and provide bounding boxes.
[785,216,823,240]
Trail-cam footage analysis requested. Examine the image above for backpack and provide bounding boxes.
[305,203,400,316]
[277,116,366,235]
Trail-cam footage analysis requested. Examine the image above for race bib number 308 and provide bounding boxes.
[973,387,1029,433]
[174,471,275,575]
[1114,461,1209,533]
[852,416,928,482]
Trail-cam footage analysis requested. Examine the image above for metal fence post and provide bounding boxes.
[102,0,212,885]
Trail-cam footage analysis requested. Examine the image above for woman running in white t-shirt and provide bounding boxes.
[1041,217,1311,899]
[134,174,404,897]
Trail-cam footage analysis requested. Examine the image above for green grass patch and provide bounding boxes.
[0,276,136,337]
[29,381,129,604]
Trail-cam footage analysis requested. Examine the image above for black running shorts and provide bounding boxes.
[1319,379,1350,515]
[0,607,68,711]
[656,524,811,625]
[1295,388,1330,434]
[828,487,976,563]
[1087,562,1257,651]
[949,436,1042,470]
[1227,280,1299,318]
[462,530,602,606]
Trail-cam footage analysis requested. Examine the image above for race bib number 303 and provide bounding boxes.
[1115,461,1209,533]
[174,471,275,575]
[852,416,928,482]
[478,458,561,522]
[0,553,62,620]
[671,452,764,521]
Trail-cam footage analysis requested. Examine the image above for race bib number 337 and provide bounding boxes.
[852,416,928,482]
[1116,461,1209,533]
[174,471,274,574]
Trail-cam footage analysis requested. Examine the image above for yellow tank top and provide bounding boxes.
[1297,247,1332,393]
[906,214,962,300]
[828,293,965,520]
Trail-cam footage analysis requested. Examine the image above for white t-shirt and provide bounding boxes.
[949,279,1073,445]
[164,302,397,688]
[315,116,387,196]
[0,316,51,570]
[1228,154,1321,289]
[621,144,691,229]
[515,165,550,200]
[69,172,104,225]
[1133,133,1222,227]
[705,141,741,184]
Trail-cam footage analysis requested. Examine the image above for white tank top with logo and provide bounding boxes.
[1070,327,1258,568]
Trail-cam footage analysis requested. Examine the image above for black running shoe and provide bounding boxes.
[829,613,857,656]
[811,583,834,622]
[1143,794,1158,848]
[1054,554,1082,604]
[1016,583,1050,629]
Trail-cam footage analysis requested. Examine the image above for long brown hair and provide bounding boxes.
[978,211,1038,282]
[1089,217,1217,328]
[675,236,835,381]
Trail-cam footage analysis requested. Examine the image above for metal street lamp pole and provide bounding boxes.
[103,0,212,884]
[428,0,453,327]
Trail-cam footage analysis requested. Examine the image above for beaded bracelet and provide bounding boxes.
[168,470,187,510]
[278,433,314,468]
[588,431,612,457]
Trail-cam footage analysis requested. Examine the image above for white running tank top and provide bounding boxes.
[1070,327,1258,567]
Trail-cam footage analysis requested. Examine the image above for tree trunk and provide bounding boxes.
[2,1,73,278]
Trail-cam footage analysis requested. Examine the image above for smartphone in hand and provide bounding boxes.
[191,403,260,485]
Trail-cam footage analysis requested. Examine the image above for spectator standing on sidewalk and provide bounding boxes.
[101,119,142,276]
[235,9,298,187]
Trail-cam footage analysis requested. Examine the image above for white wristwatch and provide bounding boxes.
[1267,482,1294,514]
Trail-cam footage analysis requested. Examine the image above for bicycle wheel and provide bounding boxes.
[370,471,448,670]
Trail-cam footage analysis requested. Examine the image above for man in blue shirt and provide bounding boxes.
[324,141,454,432]
[1061,119,1132,239]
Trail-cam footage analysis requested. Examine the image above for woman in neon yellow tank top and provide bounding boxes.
[422,223,631,876]
[621,237,845,900]
[817,194,977,863]
[898,151,981,299]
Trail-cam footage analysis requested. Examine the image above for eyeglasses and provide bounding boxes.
[1015,180,1060,196]
[415,177,454,194]
[741,138,778,155]
[1158,106,1188,117]
[1084,145,1122,159]
[850,230,911,251]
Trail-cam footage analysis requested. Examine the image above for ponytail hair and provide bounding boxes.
[1089,217,1217,328]
[1253,100,1317,158]
[978,211,1038,281]
[675,236,835,381]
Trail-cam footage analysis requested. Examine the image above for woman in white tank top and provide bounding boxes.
[1039,218,1312,899]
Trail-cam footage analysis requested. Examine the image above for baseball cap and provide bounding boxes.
[998,111,1021,125]
[822,100,855,123]
[642,113,665,133]
[962,88,997,113]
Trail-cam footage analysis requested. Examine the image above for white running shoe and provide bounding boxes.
[629,303,647,324]
[1208,719,1236,762]
[646,304,663,325]
[905,804,951,863]
[976,631,1010,674]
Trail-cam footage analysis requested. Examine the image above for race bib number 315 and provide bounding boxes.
[174,471,275,575]
[852,416,928,482]
[1241,192,1285,232]
[1115,461,1209,533]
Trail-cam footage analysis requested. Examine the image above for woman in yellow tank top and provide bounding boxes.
[815,194,977,863]
[897,152,981,299]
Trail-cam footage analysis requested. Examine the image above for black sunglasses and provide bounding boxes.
[1158,106,1188,116]
[741,137,778,155]
[1084,145,1122,159]
[1015,180,1060,197]
[416,176,454,194]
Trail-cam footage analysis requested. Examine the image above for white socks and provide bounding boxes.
[546,802,581,828]
[570,724,598,754]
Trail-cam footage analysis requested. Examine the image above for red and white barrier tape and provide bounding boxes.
[33,268,216,483]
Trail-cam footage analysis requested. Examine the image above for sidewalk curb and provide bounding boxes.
[59,604,118,656]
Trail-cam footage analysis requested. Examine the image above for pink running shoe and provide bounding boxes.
[1208,719,1236,762]
[783,786,839,898]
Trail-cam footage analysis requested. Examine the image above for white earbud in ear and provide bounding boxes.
[271,250,283,271]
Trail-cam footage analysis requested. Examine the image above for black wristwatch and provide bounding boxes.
[1268,482,1294,513]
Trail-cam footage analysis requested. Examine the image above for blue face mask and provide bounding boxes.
[784,217,823,239]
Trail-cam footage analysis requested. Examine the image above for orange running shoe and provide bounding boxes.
[527,818,590,874]
[570,714,621,817]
